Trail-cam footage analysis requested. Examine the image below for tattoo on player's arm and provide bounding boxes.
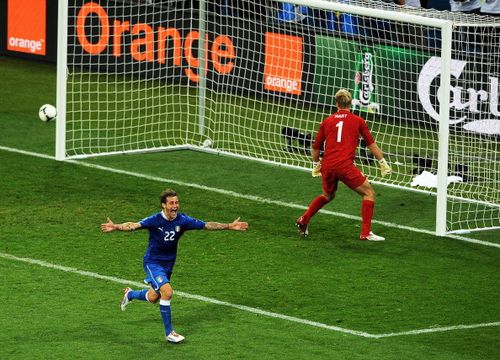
[204,222,229,230]
[121,222,139,231]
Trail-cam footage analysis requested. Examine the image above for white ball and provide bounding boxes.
[39,104,57,122]
[202,139,213,148]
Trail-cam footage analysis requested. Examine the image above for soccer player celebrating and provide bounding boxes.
[101,188,248,343]
[296,89,391,241]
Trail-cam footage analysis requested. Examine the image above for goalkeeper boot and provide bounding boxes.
[296,216,309,237]
[359,232,385,241]
[120,287,132,311]
[166,330,185,343]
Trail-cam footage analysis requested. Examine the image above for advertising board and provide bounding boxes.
[314,35,500,135]
[0,0,57,61]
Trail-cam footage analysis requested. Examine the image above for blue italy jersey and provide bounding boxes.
[139,211,206,262]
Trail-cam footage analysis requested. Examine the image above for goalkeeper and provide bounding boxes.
[296,89,391,241]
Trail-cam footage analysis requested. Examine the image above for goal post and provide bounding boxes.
[56,0,500,235]
[435,19,453,237]
[56,0,68,161]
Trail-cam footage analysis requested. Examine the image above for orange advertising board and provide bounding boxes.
[7,0,46,55]
[264,33,303,96]
[74,1,235,83]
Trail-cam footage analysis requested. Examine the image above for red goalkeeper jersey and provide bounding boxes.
[313,110,375,169]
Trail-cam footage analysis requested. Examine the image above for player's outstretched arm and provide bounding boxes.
[101,217,141,232]
[205,217,249,231]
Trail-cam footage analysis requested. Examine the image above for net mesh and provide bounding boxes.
[62,0,500,233]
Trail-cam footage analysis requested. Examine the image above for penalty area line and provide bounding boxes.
[1,251,499,339]
[1,145,499,250]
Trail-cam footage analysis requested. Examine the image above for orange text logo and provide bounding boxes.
[264,33,303,95]
[7,0,46,55]
[76,2,236,83]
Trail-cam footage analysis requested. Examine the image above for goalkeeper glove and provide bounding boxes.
[312,161,322,177]
[378,158,392,176]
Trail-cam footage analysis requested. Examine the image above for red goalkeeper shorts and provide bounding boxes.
[321,164,367,194]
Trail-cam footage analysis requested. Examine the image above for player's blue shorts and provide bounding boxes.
[143,260,174,293]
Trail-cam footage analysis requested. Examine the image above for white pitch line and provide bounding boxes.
[2,251,498,339]
[0,251,374,338]
[373,322,500,338]
[1,145,499,249]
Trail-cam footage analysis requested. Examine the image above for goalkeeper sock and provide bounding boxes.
[128,289,148,302]
[360,200,375,237]
[303,195,331,223]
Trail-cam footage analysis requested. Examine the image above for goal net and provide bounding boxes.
[57,0,500,235]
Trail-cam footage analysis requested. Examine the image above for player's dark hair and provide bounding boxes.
[160,189,178,204]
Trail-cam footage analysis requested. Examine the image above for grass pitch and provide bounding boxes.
[0,56,499,359]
